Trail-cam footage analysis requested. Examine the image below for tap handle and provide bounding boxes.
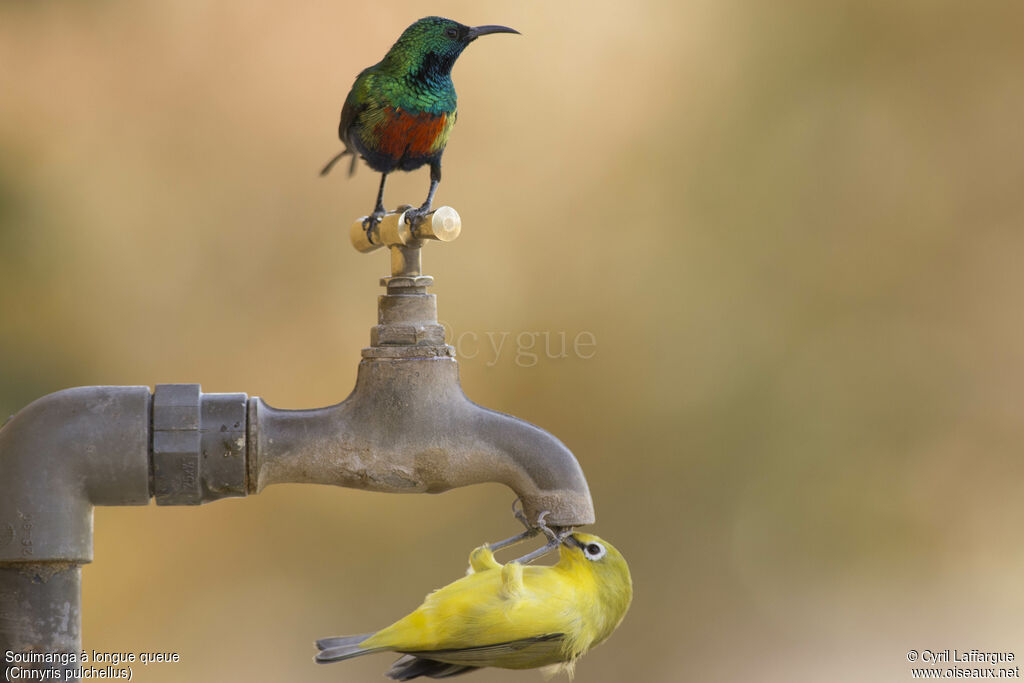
[350,206,461,253]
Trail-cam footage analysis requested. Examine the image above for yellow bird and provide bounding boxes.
[315,532,632,679]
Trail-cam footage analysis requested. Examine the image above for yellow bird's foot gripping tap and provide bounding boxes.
[487,502,575,564]
[511,511,575,565]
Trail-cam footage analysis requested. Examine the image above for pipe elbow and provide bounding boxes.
[0,386,150,563]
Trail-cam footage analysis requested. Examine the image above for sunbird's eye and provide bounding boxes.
[583,542,607,561]
[445,27,458,38]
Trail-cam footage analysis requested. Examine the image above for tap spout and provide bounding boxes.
[248,355,595,527]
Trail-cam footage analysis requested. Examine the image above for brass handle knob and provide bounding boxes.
[350,206,461,253]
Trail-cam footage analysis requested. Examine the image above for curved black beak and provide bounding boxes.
[467,24,520,41]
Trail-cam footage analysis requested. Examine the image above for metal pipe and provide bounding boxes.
[0,384,253,673]
[0,385,151,565]
[0,564,81,681]
[0,385,149,678]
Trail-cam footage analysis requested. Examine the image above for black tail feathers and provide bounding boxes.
[320,148,359,177]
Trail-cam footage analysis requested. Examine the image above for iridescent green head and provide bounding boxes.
[382,16,519,80]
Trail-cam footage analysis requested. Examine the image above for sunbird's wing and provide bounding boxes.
[335,66,386,176]
[339,67,374,143]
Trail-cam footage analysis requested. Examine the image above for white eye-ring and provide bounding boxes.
[582,541,607,561]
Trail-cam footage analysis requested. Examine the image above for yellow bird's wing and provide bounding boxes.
[401,633,566,669]
[362,564,579,667]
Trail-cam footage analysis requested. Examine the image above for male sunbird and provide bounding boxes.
[315,533,632,680]
[321,16,519,233]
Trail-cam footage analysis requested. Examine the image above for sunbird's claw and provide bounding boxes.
[362,209,386,245]
[402,201,438,237]
[403,205,429,225]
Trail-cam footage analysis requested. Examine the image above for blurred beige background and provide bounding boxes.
[3,1,1024,681]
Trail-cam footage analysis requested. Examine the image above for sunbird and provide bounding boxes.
[315,532,632,680]
[321,16,519,233]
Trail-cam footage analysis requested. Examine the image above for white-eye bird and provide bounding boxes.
[315,532,632,680]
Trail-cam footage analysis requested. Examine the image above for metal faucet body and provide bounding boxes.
[252,354,591,526]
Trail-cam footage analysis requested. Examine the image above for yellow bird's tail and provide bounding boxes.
[315,633,380,662]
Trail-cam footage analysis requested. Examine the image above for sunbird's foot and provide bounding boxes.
[362,209,386,244]
[403,203,433,231]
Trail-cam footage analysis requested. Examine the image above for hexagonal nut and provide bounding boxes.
[152,384,202,505]
[372,323,446,346]
[380,275,434,290]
